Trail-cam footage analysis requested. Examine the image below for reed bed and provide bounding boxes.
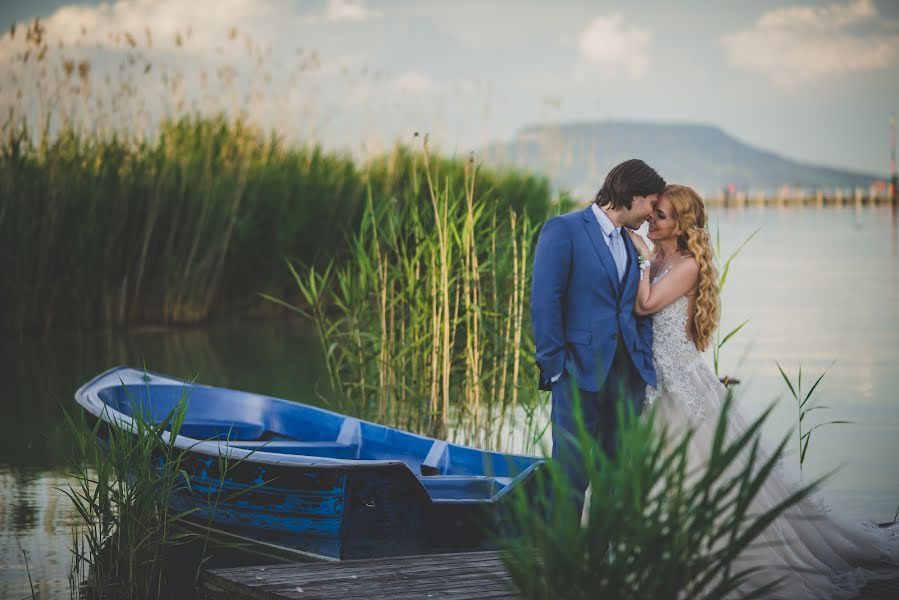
[1,116,556,336]
[265,138,569,449]
[63,388,199,598]
[63,382,259,599]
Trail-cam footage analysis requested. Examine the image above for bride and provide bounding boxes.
[625,184,899,598]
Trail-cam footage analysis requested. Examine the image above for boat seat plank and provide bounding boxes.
[180,421,266,441]
[336,418,361,446]
[419,475,514,501]
[229,441,359,459]
[421,440,448,476]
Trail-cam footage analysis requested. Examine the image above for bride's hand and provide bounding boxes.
[626,229,650,255]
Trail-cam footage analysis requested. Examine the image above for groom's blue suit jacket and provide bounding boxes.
[531,206,656,392]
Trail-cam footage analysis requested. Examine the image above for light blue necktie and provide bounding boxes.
[608,228,626,282]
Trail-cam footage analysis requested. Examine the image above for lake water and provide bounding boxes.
[2,203,898,598]
[710,201,899,525]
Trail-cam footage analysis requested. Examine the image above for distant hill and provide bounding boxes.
[482,121,882,197]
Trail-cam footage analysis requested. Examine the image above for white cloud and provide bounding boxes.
[723,0,899,86]
[0,0,381,62]
[325,0,382,23]
[0,0,286,63]
[757,0,875,31]
[578,14,651,80]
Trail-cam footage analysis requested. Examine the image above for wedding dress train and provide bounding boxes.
[646,271,899,599]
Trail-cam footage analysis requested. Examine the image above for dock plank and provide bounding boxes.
[212,551,504,581]
[202,550,899,600]
[253,567,509,594]
[211,557,507,588]
[202,551,515,600]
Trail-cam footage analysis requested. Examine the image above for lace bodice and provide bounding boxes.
[645,268,708,420]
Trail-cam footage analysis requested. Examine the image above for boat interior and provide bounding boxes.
[93,379,540,502]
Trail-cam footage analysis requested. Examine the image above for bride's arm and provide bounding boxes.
[627,230,699,316]
[634,260,699,316]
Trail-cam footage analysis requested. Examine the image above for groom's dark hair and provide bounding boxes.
[594,159,666,210]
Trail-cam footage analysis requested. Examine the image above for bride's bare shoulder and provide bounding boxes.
[663,256,700,293]
[673,254,700,276]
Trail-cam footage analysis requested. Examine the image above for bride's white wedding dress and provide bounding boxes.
[646,268,899,599]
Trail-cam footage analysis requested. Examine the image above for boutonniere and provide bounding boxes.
[638,254,651,281]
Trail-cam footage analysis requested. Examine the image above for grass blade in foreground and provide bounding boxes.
[63,376,264,599]
[499,391,825,599]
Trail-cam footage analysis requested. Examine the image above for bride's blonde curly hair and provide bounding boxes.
[662,184,720,351]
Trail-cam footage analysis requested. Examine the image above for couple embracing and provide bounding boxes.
[530,160,899,598]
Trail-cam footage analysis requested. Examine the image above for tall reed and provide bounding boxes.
[712,225,761,380]
[264,139,567,449]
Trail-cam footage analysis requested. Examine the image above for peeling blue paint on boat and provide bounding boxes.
[74,366,544,560]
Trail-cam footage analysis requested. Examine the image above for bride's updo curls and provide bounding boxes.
[662,184,720,351]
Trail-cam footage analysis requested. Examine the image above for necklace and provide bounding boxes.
[652,248,689,280]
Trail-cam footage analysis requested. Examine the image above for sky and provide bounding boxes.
[1,0,898,175]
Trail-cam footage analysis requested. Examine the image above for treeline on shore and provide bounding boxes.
[1,115,562,335]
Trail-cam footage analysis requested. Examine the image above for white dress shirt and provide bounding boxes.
[590,203,622,250]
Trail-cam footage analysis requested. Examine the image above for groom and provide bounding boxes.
[531,159,664,515]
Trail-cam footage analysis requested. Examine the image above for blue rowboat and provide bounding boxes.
[74,366,543,561]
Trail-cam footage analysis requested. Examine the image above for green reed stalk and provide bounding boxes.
[712,226,761,380]
[421,141,454,433]
[775,361,851,476]
[488,210,499,411]
[462,159,478,422]
[13,531,35,600]
[501,391,829,599]
[511,208,530,412]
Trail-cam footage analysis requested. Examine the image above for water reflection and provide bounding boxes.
[1,471,80,600]
[0,319,326,599]
[709,203,899,527]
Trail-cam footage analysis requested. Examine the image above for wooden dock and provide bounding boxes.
[201,550,516,599]
[201,550,899,599]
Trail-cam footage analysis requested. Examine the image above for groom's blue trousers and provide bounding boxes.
[551,342,645,519]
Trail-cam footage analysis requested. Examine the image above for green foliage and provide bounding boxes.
[62,377,258,599]
[500,392,825,600]
[63,383,197,598]
[0,117,558,335]
[775,361,851,474]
